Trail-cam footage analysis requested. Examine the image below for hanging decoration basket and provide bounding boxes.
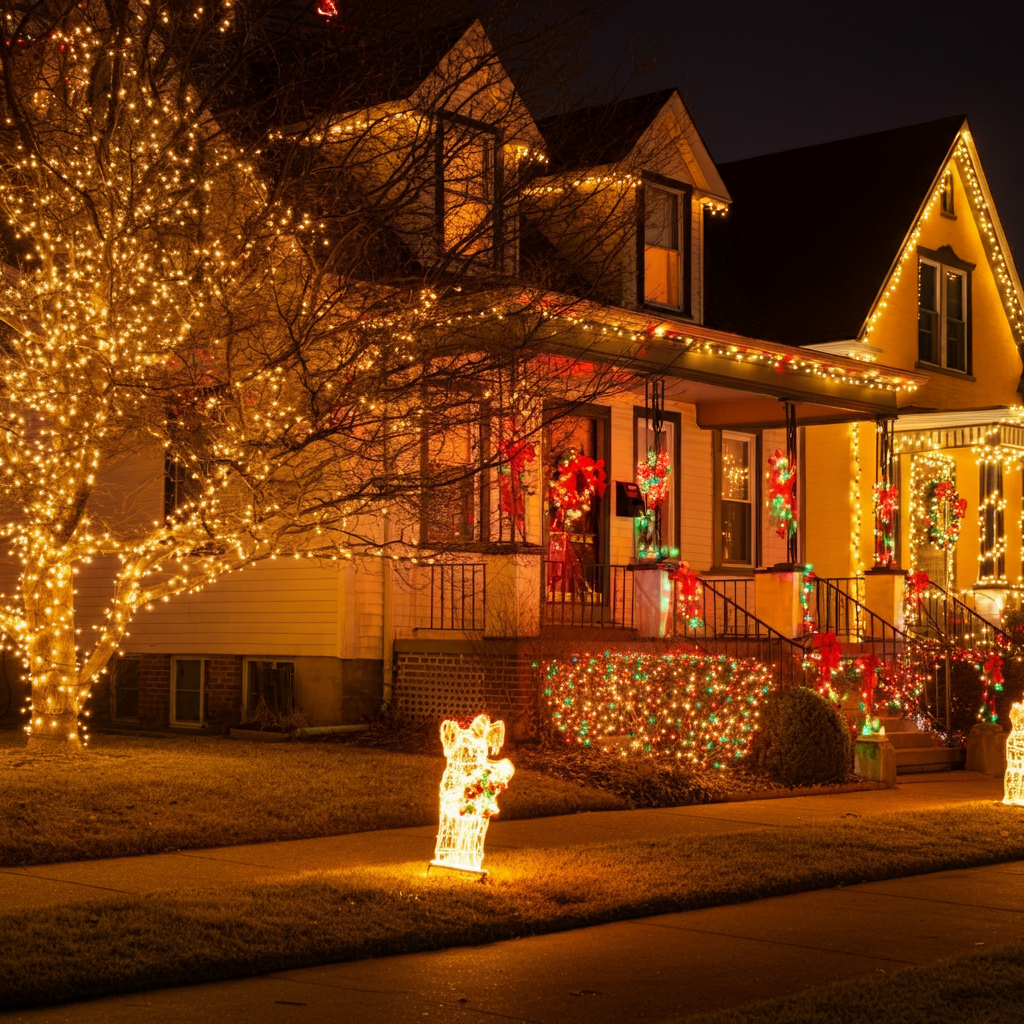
[636,448,672,509]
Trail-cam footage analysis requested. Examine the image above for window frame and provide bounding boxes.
[436,111,503,265]
[169,656,206,728]
[713,429,759,571]
[916,246,974,376]
[632,406,682,555]
[242,658,297,717]
[940,170,955,217]
[637,171,692,316]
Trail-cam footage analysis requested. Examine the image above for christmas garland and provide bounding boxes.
[872,483,899,568]
[497,422,536,540]
[766,448,797,540]
[636,448,671,509]
[924,479,966,549]
[668,562,704,628]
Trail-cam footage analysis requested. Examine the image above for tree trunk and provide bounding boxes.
[23,559,84,747]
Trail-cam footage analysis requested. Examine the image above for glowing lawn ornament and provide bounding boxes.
[1004,703,1024,807]
[431,714,514,877]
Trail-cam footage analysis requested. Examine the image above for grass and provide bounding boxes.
[1,802,1023,1010]
[0,731,624,868]
[686,943,1024,1024]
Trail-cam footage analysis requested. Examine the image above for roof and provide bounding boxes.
[703,115,966,345]
[536,89,677,173]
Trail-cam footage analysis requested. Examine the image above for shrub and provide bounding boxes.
[542,652,771,769]
[753,686,850,786]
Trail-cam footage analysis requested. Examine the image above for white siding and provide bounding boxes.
[678,403,713,570]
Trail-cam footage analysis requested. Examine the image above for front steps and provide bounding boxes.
[880,717,966,774]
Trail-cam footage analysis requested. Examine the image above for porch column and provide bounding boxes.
[784,401,799,565]
[873,419,899,568]
[864,418,905,629]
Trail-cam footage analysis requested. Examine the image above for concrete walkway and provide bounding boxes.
[4,858,1023,1023]
[0,771,1005,913]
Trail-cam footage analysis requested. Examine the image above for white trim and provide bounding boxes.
[895,407,1014,430]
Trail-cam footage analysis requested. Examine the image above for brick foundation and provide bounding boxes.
[135,652,243,729]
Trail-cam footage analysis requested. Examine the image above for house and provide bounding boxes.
[3,20,1020,747]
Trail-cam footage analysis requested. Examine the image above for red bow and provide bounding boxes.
[813,631,842,682]
[984,654,1004,686]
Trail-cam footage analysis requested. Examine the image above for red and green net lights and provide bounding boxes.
[766,449,797,540]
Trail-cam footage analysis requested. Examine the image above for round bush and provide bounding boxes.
[754,686,850,786]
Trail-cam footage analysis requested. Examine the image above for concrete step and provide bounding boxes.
[877,717,922,734]
[895,746,966,774]
[885,731,942,749]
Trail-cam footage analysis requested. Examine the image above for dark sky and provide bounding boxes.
[586,0,1023,263]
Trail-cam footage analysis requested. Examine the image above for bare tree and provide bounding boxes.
[0,0,660,746]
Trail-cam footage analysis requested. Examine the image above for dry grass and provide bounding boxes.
[1,802,1023,1010]
[686,943,1024,1024]
[0,731,624,867]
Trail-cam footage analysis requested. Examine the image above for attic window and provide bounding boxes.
[639,173,691,315]
[917,246,973,375]
[940,171,955,216]
[439,115,499,259]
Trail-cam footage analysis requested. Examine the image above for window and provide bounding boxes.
[171,657,204,726]
[439,115,498,258]
[980,462,1005,581]
[940,171,954,216]
[421,417,482,545]
[719,432,755,566]
[634,409,680,555]
[640,174,691,314]
[244,660,295,715]
[917,248,972,373]
[110,657,140,720]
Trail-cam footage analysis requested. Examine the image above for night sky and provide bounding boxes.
[586,0,1023,262]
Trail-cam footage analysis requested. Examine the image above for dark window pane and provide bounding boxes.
[945,271,963,319]
[644,187,678,250]
[918,310,938,363]
[175,659,202,723]
[113,659,140,719]
[721,500,751,563]
[918,262,937,312]
[946,319,966,371]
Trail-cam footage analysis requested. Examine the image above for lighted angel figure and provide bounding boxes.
[1004,703,1024,807]
[431,714,514,876]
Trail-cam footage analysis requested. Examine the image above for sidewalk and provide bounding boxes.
[4,854,1023,1021]
[0,771,1004,914]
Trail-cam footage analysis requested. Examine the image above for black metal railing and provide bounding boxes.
[541,561,633,628]
[673,579,809,687]
[426,563,486,631]
[814,576,911,667]
[913,580,1012,651]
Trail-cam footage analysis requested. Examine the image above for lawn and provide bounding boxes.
[0,730,624,867]
[1,803,1023,1010]
[686,943,1024,1024]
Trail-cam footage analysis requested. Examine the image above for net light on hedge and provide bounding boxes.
[429,714,514,878]
[1004,703,1024,806]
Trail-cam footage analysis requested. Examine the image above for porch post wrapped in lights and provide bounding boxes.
[873,419,899,568]
[784,401,799,565]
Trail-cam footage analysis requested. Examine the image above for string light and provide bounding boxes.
[850,423,864,576]
[1004,704,1024,807]
[543,652,770,768]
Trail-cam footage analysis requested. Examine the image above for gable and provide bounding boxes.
[704,116,966,345]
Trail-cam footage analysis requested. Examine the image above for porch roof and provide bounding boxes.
[894,407,1024,452]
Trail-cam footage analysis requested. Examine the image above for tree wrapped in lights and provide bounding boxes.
[0,0,655,745]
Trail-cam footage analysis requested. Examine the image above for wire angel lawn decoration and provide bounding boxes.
[430,714,514,878]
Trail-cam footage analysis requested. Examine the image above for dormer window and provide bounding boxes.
[639,173,691,315]
[439,114,499,259]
